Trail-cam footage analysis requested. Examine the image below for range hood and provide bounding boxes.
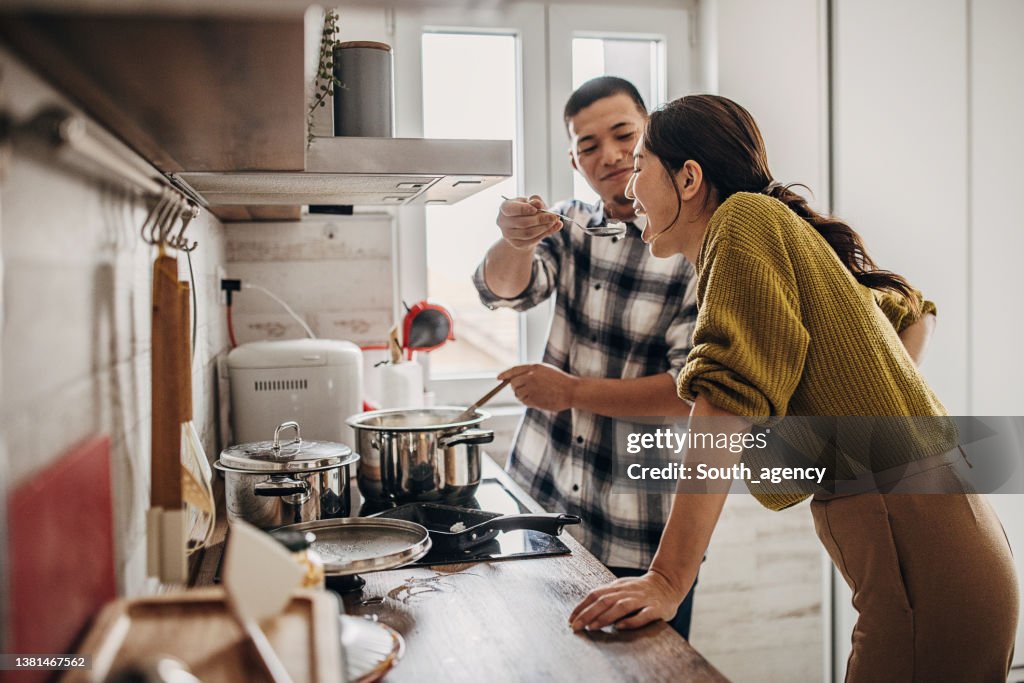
[171,136,512,207]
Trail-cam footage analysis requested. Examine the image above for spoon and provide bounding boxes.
[501,196,627,237]
[454,378,511,423]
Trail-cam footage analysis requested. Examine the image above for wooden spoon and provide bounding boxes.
[454,379,511,423]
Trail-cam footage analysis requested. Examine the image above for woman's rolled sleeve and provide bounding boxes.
[677,247,809,423]
[874,288,936,333]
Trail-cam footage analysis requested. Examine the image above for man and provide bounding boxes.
[471,77,699,638]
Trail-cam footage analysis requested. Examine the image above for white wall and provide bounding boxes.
[715,0,829,211]
[832,0,1024,678]
[970,0,1024,416]
[833,0,970,416]
[0,42,228,636]
[694,2,829,681]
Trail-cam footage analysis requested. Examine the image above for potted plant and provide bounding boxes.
[307,8,343,145]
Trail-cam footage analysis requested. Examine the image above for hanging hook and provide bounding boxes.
[169,200,200,252]
[140,188,174,246]
[153,189,180,247]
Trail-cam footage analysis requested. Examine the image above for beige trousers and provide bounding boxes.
[811,460,1018,682]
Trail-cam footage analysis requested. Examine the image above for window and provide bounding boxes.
[421,32,521,377]
[394,4,691,404]
[421,31,524,376]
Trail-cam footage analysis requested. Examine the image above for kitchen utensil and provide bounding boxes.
[65,587,343,683]
[178,281,215,554]
[223,521,305,683]
[501,195,627,237]
[340,615,404,683]
[347,407,494,504]
[453,378,510,424]
[402,300,455,353]
[148,246,188,583]
[227,338,363,446]
[215,420,360,529]
[275,517,431,592]
[388,326,402,364]
[374,502,581,553]
[278,518,430,575]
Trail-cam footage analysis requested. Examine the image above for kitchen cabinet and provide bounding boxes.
[0,12,307,220]
[0,9,511,220]
[196,456,727,682]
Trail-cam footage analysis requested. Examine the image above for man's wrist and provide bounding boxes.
[567,374,585,410]
[503,238,539,253]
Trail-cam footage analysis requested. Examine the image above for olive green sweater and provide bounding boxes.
[676,192,956,509]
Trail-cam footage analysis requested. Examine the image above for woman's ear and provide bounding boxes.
[676,160,704,201]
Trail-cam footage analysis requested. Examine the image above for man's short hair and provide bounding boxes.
[563,76,647,131]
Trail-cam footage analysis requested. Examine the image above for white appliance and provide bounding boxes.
[227,339,363,447]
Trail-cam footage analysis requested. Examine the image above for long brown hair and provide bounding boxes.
[645,94,919,312]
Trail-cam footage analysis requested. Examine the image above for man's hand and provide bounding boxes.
[498,363,579,412]
[498,195,563,251]
[568,570,688,632]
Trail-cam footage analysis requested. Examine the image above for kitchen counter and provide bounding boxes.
[197,456,728,682]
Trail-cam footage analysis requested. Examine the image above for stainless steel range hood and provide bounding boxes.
[171,136,512,206]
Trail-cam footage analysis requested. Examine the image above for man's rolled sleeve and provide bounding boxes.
[664,269,699,384]
[472,236,562,312]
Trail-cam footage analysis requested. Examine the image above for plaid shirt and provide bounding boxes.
[473,198,698,568]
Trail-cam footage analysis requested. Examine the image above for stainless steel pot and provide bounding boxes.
[214,421,360,529]
[346,407,494,504]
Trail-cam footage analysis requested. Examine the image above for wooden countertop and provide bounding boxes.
[196,456,728,682]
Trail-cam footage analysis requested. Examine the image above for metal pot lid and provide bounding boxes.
[276,518,431,575]
[216,421,357,472]
[346,406,490,432]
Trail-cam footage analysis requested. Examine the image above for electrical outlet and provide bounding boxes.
[216,266,228,304]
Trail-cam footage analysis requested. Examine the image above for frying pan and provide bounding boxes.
[374,502,580,553]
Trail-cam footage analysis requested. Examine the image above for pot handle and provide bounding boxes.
[254,476,310,497]
[439,429,494,448]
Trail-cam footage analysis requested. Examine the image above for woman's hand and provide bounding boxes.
[568,570,689,632]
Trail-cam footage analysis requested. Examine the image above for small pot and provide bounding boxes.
[347,407,494,504]
[215,421,360,529]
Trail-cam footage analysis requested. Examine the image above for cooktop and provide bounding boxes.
[360,477,572,567]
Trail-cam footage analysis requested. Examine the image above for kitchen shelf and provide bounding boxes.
[0,10,513,219]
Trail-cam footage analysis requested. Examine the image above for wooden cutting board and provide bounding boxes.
[7,435,116,683]
[65,588,344,683]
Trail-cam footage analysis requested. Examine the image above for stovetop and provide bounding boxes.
[361,477,572,567]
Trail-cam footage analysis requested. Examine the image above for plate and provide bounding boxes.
[341,615,405,683]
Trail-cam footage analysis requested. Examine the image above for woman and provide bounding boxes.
[568,94,1018,681]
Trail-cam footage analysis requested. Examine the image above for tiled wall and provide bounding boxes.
[224,215,394,349]
[0,46,228,648]
[223,215,399,410]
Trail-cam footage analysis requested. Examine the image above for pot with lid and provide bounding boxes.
[347,407,494,505]
[215,421,360,529]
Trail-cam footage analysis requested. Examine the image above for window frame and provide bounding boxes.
[394,3,694,407]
